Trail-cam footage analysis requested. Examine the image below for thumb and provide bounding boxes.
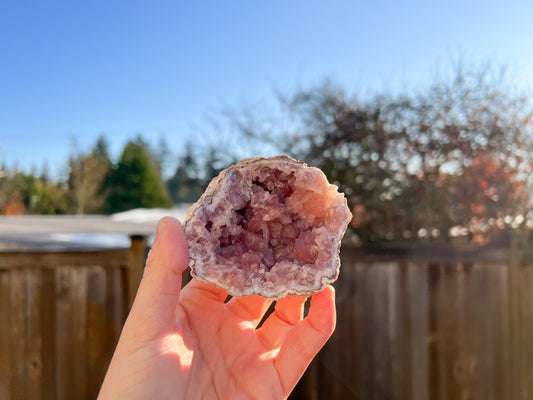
[126,217,189,338]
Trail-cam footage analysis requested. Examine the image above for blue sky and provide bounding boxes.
[1,0,533,177]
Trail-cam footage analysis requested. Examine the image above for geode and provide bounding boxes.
[183,156,352,299]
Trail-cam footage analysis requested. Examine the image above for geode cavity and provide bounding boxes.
[184,156,352,299]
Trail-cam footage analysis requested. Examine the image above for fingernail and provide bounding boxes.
[156,218,168,237]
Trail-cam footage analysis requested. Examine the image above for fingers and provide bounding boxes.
[274,286,336,395]
[257,295,306,349]
[226,295,273,327]
[126,217,189,337]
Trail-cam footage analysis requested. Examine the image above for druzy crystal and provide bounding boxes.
[184,156,352,299]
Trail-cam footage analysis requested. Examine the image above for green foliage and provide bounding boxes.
[0,169,67,215]
[105,136,173,213]
[32,180,68,214]
[1,134,175,216]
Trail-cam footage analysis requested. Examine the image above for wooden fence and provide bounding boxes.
[0,237,146,400]
[1,239,533,399]
[291,242,533,400]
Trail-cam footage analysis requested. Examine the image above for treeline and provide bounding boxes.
[2,61,533,244]
[0,135,231,215]
[227,63,533,244]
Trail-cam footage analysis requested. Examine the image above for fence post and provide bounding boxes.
[128,235,148,310]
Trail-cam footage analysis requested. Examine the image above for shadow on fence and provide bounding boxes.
[1,239,532,399]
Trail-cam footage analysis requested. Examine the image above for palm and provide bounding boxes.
[99,218,335,400]
[177,288,284,399]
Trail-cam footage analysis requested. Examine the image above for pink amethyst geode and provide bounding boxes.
[184,156,352,299]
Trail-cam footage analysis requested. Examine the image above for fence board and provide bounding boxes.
[348,263,363,398]
[72,267,88,399]
[427,263,441,400]
[10,269,26,400]
[408,263,428,400]
[0,271,11,399]
[493,263,511,400]
[389,263,411,400]
[56,267,75,400]
[40,268,56,400]
[475,263,495,400]
[359,263,376,400]
[106,267,126,344]
[457,263,480,400]
[509,251,523,400]
[86,266,108,400]
[519,264,533,399]
[375,263,393,399]
[488,263,510,400]
[25,268,43,400]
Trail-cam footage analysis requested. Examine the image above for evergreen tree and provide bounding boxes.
[106,136,173,213]
[155,134,173,179]
[202,146,225,189]
[93,135,112,166]
[39,161,51,184]
[167,141,203,204]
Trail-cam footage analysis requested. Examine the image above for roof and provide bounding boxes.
[0,206,190,251]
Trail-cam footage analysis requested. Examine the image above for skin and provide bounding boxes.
[98,217,336,400]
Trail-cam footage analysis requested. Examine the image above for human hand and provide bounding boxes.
[98,217,336,400]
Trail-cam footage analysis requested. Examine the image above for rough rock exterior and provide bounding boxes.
[184,156,352,299]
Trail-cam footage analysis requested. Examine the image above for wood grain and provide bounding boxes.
[1,242,533,399]
[0,271,12,399]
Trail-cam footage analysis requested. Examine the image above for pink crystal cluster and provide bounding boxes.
[184,156,352,299]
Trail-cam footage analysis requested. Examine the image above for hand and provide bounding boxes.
[98,217,336,400]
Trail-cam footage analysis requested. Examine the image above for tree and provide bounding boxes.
[202,146,226,189]
[93,135,112,166]
[445,154,530,243]
[31,179,68,214]
[67,136,112,214]
[155,134,173,180]
[0,170,27,214]
[68,154,109,214]
[228,63,533,244]
[106,136,173,213]
[0,168,67,215]
[167,141,204,204]
[39,161,51,184]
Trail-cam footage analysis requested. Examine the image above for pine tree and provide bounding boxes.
[167,141,203,204]
[93,135,112,166]
[105,136,173,213]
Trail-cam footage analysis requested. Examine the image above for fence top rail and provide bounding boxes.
[0,248,130,269]
[341,242,511,263]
